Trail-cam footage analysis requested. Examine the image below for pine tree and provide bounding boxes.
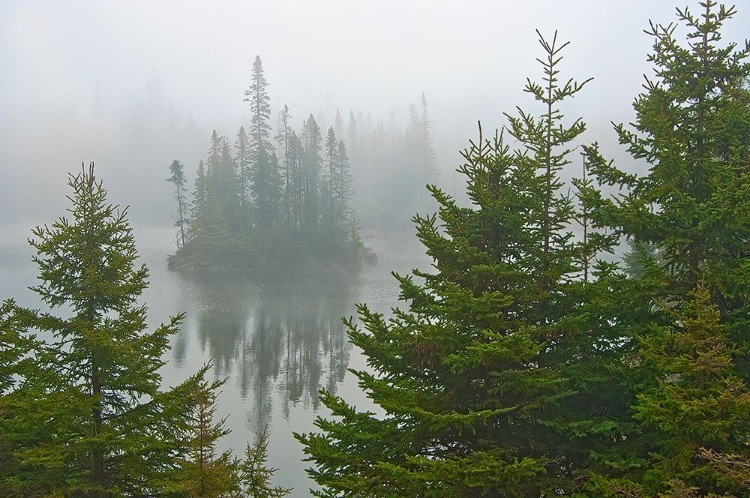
[245,56,280,229]
[23,163,202,495]
[581,1,750,493]
[585,1,750,309]
[323,127,338,231]
[302,114,322,238]
[333,139,353,227]
[632,287,750,496]
[0,300,52,496]
[192,159,207,224]
[239,426,292,498]
[169,373,240,497]
[297,31,609,497]
[419,92,438,183]
[167,159,190,248]
[276,105,293,226]
[235,126,252,228]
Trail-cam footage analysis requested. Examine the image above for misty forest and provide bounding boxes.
[2,1,750,496]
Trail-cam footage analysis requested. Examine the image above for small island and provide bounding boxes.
[166,56,374,274]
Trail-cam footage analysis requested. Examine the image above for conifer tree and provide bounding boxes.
[582,2,750,493]
[297,31,608,497]
[239,427,292,498]
[302,114,322,237]
[192,159,207,225]
[235,126,252,227]
[0,300,51,495]
[333,139,353,226]
[169,374,240,497]
[245,55,280,229]
[633,287,750,496]
[22,163,205,495]
[167,159,190,248]
[323,127,338,230]
[276,105,293,225]
[419,92,437,182]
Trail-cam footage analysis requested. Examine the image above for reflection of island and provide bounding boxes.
[172,270,355,424]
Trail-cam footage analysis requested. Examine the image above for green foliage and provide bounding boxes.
[168,371,241,497]
[239,426,291,498]
[6,163,207,496]
[633,287,750,496]
[297,30,626,497]
[168,159,190,248]
[582,2,750,494]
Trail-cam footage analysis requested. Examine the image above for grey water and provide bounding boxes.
[0,223,431,496]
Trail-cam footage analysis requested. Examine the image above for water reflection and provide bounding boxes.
[172,270,355,424]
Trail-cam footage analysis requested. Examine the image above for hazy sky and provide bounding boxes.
[1,0,748,224]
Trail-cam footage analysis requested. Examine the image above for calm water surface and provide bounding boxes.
[0,223,431,496]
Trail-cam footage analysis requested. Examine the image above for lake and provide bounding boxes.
[0,223,431,496]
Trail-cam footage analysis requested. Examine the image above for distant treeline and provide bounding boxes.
[167,56,440,271]
[167,57,363,272]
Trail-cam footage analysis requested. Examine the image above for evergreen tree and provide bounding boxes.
[169,373,240,497]
[333,139,353,227]
[297,31,607,497]
[239,427,292,498]
[632,287,750,496]
[235,126,252,227]
[276,105,293,226]
[334,108,345,143]
[288,130,305,241]
[0,300,51,496]
[167,159,190,248]
[192,159,207,225]
[419,92,438,182]
[323,127,338,230]
[302,114,323,237]
[582,2,750,493]
[347,110,358,151]
[22,163,205,495]
[245,55,280,229]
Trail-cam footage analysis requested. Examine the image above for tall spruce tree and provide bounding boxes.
[302,114,323,237]
[323,127,338,230]
[235,125,252,228]
[296,31,613,497]
[167,159,189,248]
[21,163,208,495]
[276,105,294,226]
[169,373,240,497]
[239,427,292,498]
[583,2,750,494]
[245,55,280,229]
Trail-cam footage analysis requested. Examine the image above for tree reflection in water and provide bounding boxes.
[172,269,354,426]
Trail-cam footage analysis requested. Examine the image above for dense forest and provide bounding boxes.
[2,1,750,496]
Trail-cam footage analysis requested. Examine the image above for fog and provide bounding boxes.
[2,0,747,229]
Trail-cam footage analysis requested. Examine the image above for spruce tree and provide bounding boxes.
[245,55,280,229]
[169,373,240,497]
[239,427,292,498]
[276,105,293,226]
[582,1,750,494]
[633,287,750,496]
[0,300,53,495]
[235,126,252,227]
[23,163,203,495]
[167,159,190,248]
[297,31,610,497]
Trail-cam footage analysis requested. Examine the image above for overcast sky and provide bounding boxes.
[1,0,748,225]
